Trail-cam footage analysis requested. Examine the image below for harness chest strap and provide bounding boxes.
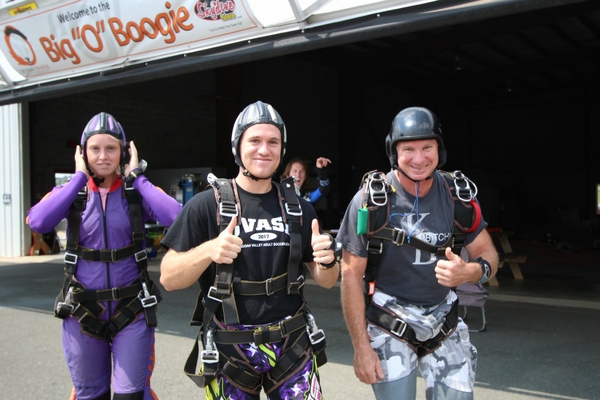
[71,281,143,303]
[368,226,461,257]
[66,242,147,263]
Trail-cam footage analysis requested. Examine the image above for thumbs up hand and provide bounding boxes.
[211,216,243,264]
[311,219,335,266]
[434,247,467,287]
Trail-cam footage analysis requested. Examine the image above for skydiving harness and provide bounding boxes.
[184,175,327,392]
[360,170,480,356]
[54,180,161,342]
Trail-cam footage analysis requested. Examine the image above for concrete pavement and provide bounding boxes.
[1,254,599,399]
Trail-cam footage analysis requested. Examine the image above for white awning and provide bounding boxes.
[0,0,435,92]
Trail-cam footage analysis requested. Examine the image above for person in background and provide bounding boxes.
[160,101,341,400]
[281,156,332,206]
[28,112,182,399]
[338,106,498,400]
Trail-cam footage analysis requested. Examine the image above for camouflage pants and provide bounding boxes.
[368,291,477,400]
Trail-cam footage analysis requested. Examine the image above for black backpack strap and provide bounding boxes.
[360,171,392,305]
[204,178,240,326]
[123,180,161,327]
[55,186,88,319]
[278,177,305,294]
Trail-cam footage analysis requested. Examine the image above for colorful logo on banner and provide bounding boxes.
[4,25,36,65]
[194,0,237,21]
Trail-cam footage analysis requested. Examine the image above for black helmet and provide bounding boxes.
[385,107,446,169]
[231,101,286,169]
[80,112,127,161]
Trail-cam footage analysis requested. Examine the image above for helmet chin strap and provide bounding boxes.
[393,165,434,183]
[86,165,105,186]
[243,169,275,181]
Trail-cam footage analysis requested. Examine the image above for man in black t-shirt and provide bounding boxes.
[160,101,340,400]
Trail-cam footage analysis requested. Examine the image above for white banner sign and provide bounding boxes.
[0,0,263,81]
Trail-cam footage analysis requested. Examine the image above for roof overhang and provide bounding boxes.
[0,0,590,106]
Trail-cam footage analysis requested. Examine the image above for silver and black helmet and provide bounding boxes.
[385,107,446,169]
[230,101,286,169]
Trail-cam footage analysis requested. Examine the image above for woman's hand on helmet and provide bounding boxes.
[74,145,89,178]
[315,157,332,169]
[123,140,139,176]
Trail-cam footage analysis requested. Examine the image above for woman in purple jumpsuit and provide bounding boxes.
[28,112,181,400]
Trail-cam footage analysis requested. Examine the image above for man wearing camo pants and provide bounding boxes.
[338,107,498,399]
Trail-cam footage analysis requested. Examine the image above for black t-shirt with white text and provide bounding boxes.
[162,182,318,325]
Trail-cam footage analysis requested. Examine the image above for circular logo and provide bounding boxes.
[4,26,36,66]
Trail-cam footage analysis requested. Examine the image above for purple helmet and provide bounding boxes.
[230,101,286,169]
[80,112,127,160]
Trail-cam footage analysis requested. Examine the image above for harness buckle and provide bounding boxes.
[390,318,408,338]
[112,287,120,301]
[56,287,79,316]
[64,252,78,265]
[287,275,305,294]
[56,302,73,315]
[453,171,478,202]
[265,278,274,296]
[305,312,326,345]
[440,325,450,337]
[201,329,219,364]
[220,201,238,218]
[138,281,158,308]
[366,240,383,255]
[277,319,288,337]
[134,250,147,263]
[440,318,453,337]
[200,349,219,364]
[309,328,326,345]
[111,249,118,263]
[253,327,268,345]
[368,173,388,206]
[207,286,224,303]
[285,203,302,217]
[391,228,406,246]
[297,275,305,289]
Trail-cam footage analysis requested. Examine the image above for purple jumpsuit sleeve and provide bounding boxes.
[133,175,182,227]
[27,172,88,233]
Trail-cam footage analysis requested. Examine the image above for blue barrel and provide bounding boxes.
[181,175,195,205]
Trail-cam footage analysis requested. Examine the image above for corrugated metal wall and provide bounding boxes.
[1,103,30,257]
